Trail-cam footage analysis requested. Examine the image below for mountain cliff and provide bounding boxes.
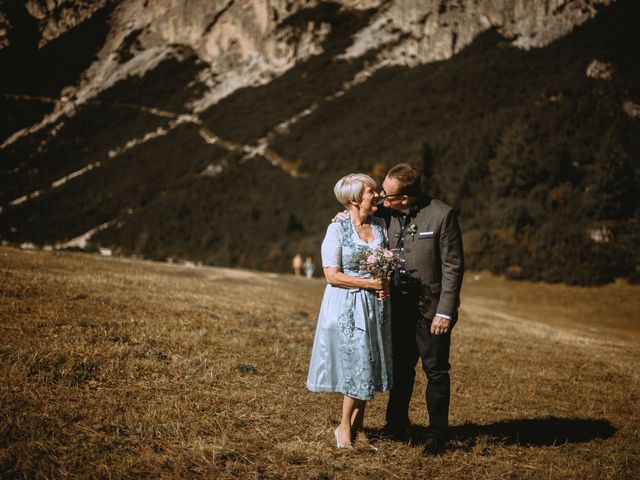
[1,0,638,285]
[1,0,616,141]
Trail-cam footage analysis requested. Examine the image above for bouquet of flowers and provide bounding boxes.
[355,246,403,278]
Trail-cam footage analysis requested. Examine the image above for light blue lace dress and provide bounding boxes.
[306,217,392,401]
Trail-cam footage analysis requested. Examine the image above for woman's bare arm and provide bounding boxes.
[323,267,384,291]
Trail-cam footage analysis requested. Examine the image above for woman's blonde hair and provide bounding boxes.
[334,173,376,207]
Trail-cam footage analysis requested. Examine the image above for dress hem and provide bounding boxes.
[306,382,391,401]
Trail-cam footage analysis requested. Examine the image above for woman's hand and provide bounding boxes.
[331,210,349,223]
[368,277,384,290]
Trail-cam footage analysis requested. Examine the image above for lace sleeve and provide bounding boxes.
[321,222,343,269]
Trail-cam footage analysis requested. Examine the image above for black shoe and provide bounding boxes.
[423,437,444,455]
[382,424,410,442]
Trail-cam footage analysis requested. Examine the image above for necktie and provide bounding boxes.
[393,214,407,289]
[395,214,406,249]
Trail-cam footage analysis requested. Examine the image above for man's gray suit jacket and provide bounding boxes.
[383,194,464,322]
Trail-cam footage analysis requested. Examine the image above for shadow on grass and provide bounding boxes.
[450,417,617,448]
[366,417,616,449]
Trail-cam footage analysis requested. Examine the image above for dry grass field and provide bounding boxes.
[1,246,639,479]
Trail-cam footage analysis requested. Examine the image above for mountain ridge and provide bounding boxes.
[1,0,615,145]
[1,0,638,285]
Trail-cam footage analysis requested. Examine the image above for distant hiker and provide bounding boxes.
[303,256,315,278]
[307,173,392,449]
[292,253,303,276]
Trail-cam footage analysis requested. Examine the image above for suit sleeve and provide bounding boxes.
[436,208,464,318]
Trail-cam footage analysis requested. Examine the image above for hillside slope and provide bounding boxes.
[0,0,638,285]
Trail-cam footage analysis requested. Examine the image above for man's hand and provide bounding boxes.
[377,277,390,301]
[332,210,349,222]
[431,315,450,335]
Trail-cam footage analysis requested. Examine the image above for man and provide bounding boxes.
[377,163,464,454]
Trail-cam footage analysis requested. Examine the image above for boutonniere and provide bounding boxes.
[407,223,418,238]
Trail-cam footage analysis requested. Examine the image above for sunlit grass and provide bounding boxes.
[1,247,638,478]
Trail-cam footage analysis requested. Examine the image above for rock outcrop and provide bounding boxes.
[1,0,617,119]
[343,0,614,67]
[24,0,110,46]
[586,58,614,79]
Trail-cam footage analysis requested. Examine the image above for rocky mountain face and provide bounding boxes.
[1,0,614,139]
[1,0,638,285]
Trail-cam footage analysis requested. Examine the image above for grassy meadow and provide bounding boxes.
[0,246,639,478]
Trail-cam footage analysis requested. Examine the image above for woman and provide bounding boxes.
[306,173,393,449]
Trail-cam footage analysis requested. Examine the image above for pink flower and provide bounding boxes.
[383,250,393,259]
[367,255,377,264]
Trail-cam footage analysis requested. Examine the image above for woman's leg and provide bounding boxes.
[337,396,356,446]
[338,396,367,446]
[351,400,367,440]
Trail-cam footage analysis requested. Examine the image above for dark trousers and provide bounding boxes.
[385,298,451,439]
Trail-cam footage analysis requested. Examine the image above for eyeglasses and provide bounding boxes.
[380,189,406,200]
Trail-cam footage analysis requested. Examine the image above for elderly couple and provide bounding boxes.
[306,163,464,454]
